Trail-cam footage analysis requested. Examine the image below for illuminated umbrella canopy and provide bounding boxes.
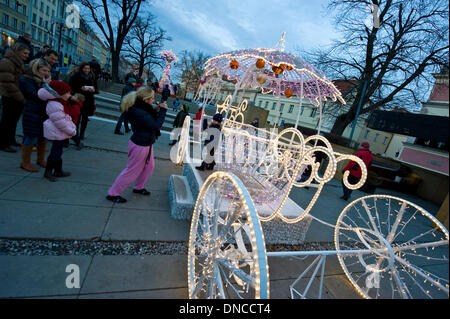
[202,40,346,107]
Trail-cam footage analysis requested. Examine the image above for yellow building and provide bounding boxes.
[0,0,28,48]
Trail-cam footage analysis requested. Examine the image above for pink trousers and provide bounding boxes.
[108,140,155,196]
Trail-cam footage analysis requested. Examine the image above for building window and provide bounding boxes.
[364,130,369,138]
[40,1,43,11]
[310,108,317,117]
[20,21,25,31]
[265,101,269,109]
[258,100,262,107]
[52,9,55,17]
[46,5,49,15]
[373,133,380,142]
[32,13,36,23]
[39,17,43,27]
[280,103,284,112]
[2,14,9,26]
[12,17,17,29]
[272,102,276,110]
[382,136,389,145]
[22,4,27,14]
[3,0,10,7]
[38,30,42,42]
[288,105,294,113]
[300,107,304,115]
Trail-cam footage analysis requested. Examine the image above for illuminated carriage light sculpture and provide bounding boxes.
[187,98,449,299]
[188,35,449,299]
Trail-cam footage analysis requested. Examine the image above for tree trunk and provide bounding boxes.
[111,51,120,83]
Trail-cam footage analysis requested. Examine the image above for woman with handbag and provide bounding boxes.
[68,62,98,140]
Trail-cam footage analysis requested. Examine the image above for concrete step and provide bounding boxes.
[168,175,195,220]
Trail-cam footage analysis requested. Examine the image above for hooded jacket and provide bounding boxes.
[343,147,373,178]
[0,49,25,102]
[38,85,77,141]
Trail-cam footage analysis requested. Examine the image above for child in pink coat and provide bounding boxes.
[38,80,77,182]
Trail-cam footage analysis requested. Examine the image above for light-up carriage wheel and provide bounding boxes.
[335,195,449,299]
[188,172,269,299]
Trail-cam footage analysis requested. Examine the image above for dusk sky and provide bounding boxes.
[149,0,340,78]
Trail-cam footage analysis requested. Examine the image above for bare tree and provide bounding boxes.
[305,0,449,135]
[122,15,171,79]
[177,50,210,99]
[78,0,147,82]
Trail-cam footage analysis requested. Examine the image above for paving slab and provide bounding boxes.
[78,287,188,299]
[0,255,92,298]
[0,177,114,209]
[0,200,111,240]
[102,207,190,241]
[79,255,187,295]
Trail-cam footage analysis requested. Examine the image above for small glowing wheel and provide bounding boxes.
[188,172,269,299]
[335,195,449,299]
[175,116,191,165]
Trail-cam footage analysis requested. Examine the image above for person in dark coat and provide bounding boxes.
[114,77,136,135]
[16,33,34,64]
[0,42,30,152]
[196,113,223,171]
[106,87,168,203]
[32,45,50,60]
[340,141,373,201]
[169,104,189,146]
[68,61,98,140]
[161,84,170,102]
[89,57,102,80]
[18,58,52,172]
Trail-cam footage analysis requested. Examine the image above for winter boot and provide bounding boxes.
[195,161,208,171]
[205,160,216,170]
[20,145,39,172]
[36,141,47,168]
[44,159,57,182]
[52,159,71,178]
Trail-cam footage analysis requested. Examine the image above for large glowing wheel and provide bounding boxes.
[335,195,449,299]
[188,172,269,299]
[175,116,191,165]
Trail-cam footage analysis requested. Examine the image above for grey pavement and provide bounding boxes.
[0,94,447,299]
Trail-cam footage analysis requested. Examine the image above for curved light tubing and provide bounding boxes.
[214,117,369,224]
[175,116,191,166]
[188,172,270,299]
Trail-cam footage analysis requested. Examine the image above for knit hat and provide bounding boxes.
[361,141,370,149]
[128,77,137,84]
[49,80,72,96]
[213,113,223,123]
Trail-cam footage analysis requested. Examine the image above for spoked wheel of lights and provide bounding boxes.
[335,195,449,299]
[175,116,191,165]
[188,172,269,299]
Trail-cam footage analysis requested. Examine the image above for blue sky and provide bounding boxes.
[149,0,339,77]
